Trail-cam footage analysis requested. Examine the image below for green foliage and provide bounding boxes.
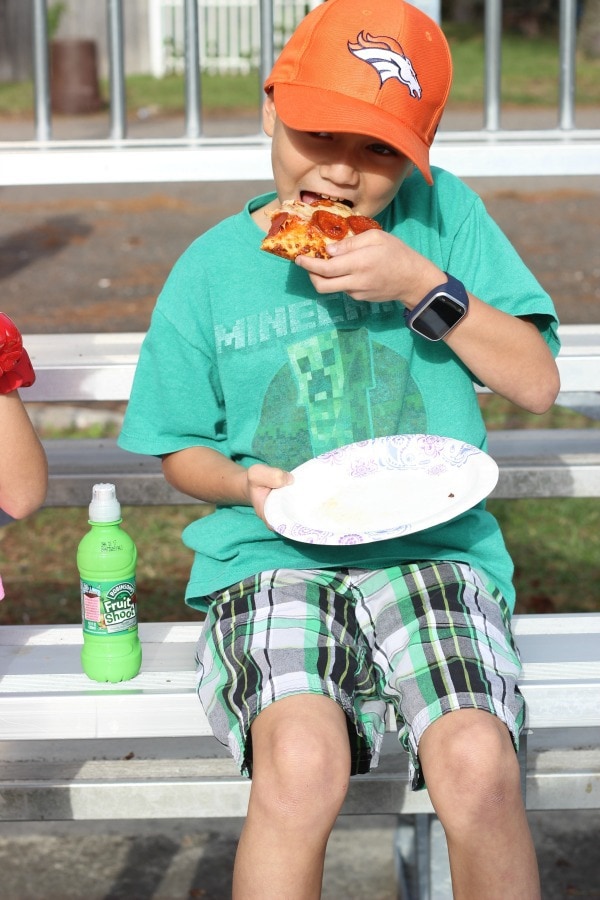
[48,2,68,41]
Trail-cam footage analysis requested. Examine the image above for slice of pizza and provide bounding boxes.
[261,198,382,261]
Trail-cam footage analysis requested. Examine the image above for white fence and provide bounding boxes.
[148,1,441,77]
[149,0,321,76]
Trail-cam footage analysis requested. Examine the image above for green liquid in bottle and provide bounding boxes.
[78,483,142,683]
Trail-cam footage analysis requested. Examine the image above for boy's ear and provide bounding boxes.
[262,92,276,136]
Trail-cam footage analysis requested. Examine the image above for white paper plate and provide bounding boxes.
[264,434,499,545]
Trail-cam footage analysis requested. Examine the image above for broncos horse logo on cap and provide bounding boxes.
[348,31,422,99]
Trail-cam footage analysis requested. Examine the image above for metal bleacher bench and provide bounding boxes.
[1,323,599,899]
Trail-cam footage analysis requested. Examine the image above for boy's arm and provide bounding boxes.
[443,296,559,414]
[162,446,292,526]
[297,232,560,415]
[0,392,48,519]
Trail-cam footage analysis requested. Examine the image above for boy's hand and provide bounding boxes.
[295,230,443,308]
[246,463,293,529]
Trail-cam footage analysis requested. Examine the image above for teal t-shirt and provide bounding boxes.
[118,167,559,612]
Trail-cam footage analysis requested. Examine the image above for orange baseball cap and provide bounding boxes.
[264,0,452,185]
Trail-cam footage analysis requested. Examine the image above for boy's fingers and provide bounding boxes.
[295,251,349,278]
[272,468,294,487]
[296,236,355,266]
[294,253,329,273]
[324,236,354,257]
[248,463,293,489]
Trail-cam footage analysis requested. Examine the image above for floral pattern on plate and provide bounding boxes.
[264,434,498,546]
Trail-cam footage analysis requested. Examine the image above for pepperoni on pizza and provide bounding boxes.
[260,198,381,261]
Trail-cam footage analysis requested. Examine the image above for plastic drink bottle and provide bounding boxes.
[78,483,142,682]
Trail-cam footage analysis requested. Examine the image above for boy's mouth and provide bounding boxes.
[300,191,353,208]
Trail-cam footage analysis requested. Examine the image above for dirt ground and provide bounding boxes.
[2,104,599,332]
[1,175,600,335]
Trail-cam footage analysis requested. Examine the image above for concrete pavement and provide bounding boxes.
[1,807,599,898]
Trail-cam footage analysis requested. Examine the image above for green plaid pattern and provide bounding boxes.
[195,562,524,788]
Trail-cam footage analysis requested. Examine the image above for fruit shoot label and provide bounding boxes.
[81,578,138,635]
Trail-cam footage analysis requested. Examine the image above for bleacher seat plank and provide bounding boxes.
[0,614,599,822]
[18,324,600,506]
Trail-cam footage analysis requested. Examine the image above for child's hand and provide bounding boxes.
[246,463,293,529]
[0,313,36,394]
[295,230,442,306]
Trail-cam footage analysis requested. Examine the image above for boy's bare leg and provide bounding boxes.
[419,708,540,900]
[232,694,352,900]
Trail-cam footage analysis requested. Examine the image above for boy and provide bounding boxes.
[119,1,560,896]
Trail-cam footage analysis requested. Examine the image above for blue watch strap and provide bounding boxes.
[404,273,469,323]
[404,272,469,341]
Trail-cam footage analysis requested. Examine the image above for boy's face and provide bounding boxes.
[262,95,414,219]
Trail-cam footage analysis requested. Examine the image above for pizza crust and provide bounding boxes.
[260,199,381,261]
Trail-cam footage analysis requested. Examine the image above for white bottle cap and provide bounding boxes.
[89,482,122,522]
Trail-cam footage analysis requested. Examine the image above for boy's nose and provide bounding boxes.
[319,161,360,188]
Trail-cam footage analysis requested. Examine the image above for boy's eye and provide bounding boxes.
[368,142,398,156]
[309,132,333,140]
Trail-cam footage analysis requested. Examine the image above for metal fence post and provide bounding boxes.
[258,0,274,122]
[107,0,127,140]
[559,0,577,130]
[32,0,52,141]
[484,0,502,132]
[184,0,202,138]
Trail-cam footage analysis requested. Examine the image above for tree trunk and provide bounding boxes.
[579,0,600,58]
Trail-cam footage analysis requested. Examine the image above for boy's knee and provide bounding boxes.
[420,710,522,826]
[250,701,351,823]
[265,718,350,798]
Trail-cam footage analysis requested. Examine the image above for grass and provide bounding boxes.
[445,26,600,107]
[0,505,205,626]
[2,495,597,625]
[1,28,599,117]
[490,497,600,615]
[1,397,598,626]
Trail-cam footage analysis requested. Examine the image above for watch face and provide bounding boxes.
[409,294,466,341]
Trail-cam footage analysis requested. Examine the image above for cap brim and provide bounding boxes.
[271,83,433,185]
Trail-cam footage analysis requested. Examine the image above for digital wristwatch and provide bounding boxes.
[404,273,469,342]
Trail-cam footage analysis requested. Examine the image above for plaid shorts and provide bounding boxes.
[195,562,525,789]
